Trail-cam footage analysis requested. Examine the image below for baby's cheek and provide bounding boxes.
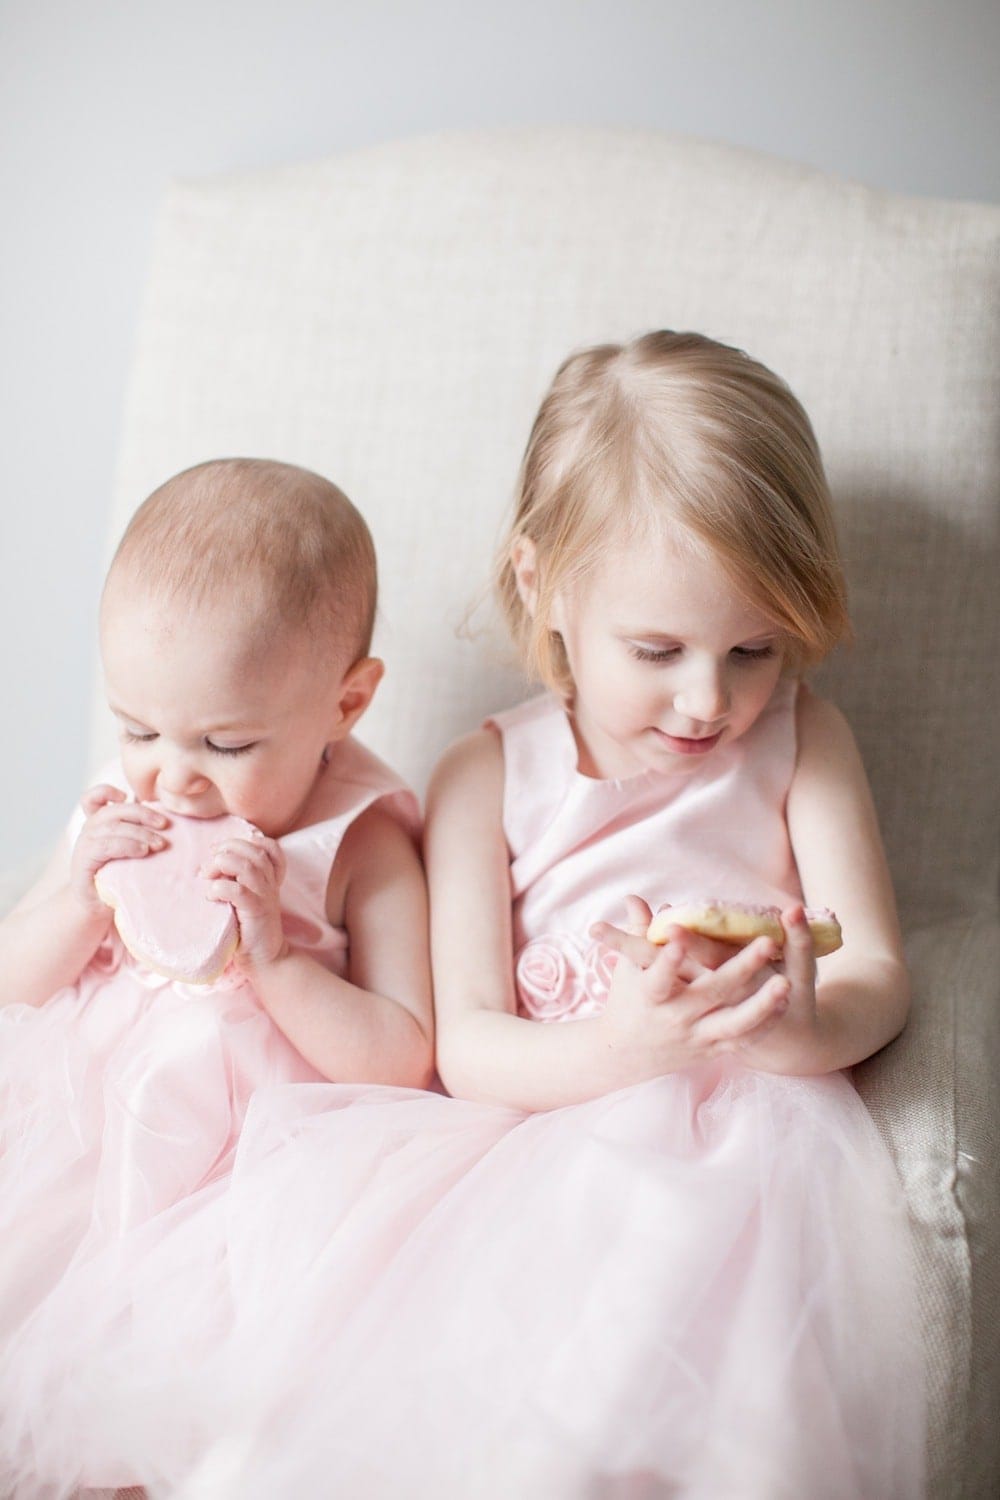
[117,748,148,799]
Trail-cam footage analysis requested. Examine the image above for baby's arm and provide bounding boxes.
[738,688,910,1075]
[207,806,434,1088]
[425,729,786,1111]
[0,787,167,1008]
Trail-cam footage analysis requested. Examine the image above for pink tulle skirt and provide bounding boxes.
[0,960,319,1499]
[1,1058,925,1499]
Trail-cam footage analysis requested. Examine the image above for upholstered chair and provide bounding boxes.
[67,128,1000,1499]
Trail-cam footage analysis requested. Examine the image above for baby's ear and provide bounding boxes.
[333,656,384,735]
[510,535,540,617]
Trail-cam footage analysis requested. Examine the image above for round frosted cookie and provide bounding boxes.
[646,900,842,958]
[94,806,261,983]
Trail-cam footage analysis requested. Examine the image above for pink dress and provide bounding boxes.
[0,739,417,1499]
[2,688,925,1500]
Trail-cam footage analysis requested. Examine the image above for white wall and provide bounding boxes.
[2,0,998,871]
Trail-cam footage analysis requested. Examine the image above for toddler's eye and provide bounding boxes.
[122,729,157,744]
[205,740,256,757]
[731,645,776,662]
[628,644,681,663]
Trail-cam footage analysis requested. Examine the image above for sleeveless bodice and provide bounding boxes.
[70,736,419,996]
[489,679,802,1021]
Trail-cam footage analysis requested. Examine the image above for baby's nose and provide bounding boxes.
[157,756,211,798]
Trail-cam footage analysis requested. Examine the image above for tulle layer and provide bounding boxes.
[0,972,319,1499]
[1,1066,925,1500]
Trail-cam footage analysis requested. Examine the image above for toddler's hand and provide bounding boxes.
[591,896,755,981]
[735,904,819,1067]
[591,894,789,1085]
[202,835,288,971]
[71,785,168,917]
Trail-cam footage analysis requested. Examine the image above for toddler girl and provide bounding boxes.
[0,458,432,1497]
[21,340,924,1500]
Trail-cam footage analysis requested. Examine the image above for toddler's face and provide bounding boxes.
[552,531,785,780]
[100,587,351,836]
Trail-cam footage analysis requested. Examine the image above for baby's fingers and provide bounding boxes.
[90,829,167,863]
[73,814,167,907]
[80,784,127,817]
[203,838,285,898]
[86,797,169,836]
[203,840,288,969]
[79,807,169,867]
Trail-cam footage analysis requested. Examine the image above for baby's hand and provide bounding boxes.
[71,785,168,916]
[202,835,288,971]
[591,895,789,1085]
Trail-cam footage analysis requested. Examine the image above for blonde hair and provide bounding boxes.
[496,331,850,695]
[105,458,377,659]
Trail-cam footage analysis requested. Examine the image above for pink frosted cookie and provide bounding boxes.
[646,899,843,958]
[94,807,260,982]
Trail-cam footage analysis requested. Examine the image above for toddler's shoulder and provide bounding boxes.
[794,685,860,766]
[427,726,504,811]
[789,686,873,826]
[484,693,558,737]
[428,692,565,809]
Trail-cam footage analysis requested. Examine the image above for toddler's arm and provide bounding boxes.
[425,730,786,1111]
[209,805,434,1089]
[0,786,167,1008]
[737,688,910,1075]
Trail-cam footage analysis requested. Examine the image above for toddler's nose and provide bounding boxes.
[674,665,730,725]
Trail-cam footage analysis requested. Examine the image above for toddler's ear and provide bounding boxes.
[510,535,539,617]
[332,656,384,736]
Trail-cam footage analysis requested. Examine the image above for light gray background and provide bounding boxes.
[2,0,999,872]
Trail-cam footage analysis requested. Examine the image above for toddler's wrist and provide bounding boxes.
[590,1010,644,1093]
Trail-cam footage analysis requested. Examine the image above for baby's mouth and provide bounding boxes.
[154,798,222,820]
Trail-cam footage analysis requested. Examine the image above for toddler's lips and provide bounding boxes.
[653,729,724,756]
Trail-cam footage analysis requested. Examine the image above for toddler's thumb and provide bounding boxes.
[623,894,653,938]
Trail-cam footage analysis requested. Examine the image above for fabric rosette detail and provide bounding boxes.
[582,938,620,1006]
[515,934,619,1021]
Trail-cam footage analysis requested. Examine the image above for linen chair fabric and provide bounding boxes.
[88,127,999,1498]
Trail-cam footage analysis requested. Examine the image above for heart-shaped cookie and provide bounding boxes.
[94,806,260,983]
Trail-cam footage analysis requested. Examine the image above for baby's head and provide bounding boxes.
[104,457,376,665]
[497,330,850,696]
[100,459,381,832]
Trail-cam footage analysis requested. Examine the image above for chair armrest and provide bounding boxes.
[855,915,1000,1500]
